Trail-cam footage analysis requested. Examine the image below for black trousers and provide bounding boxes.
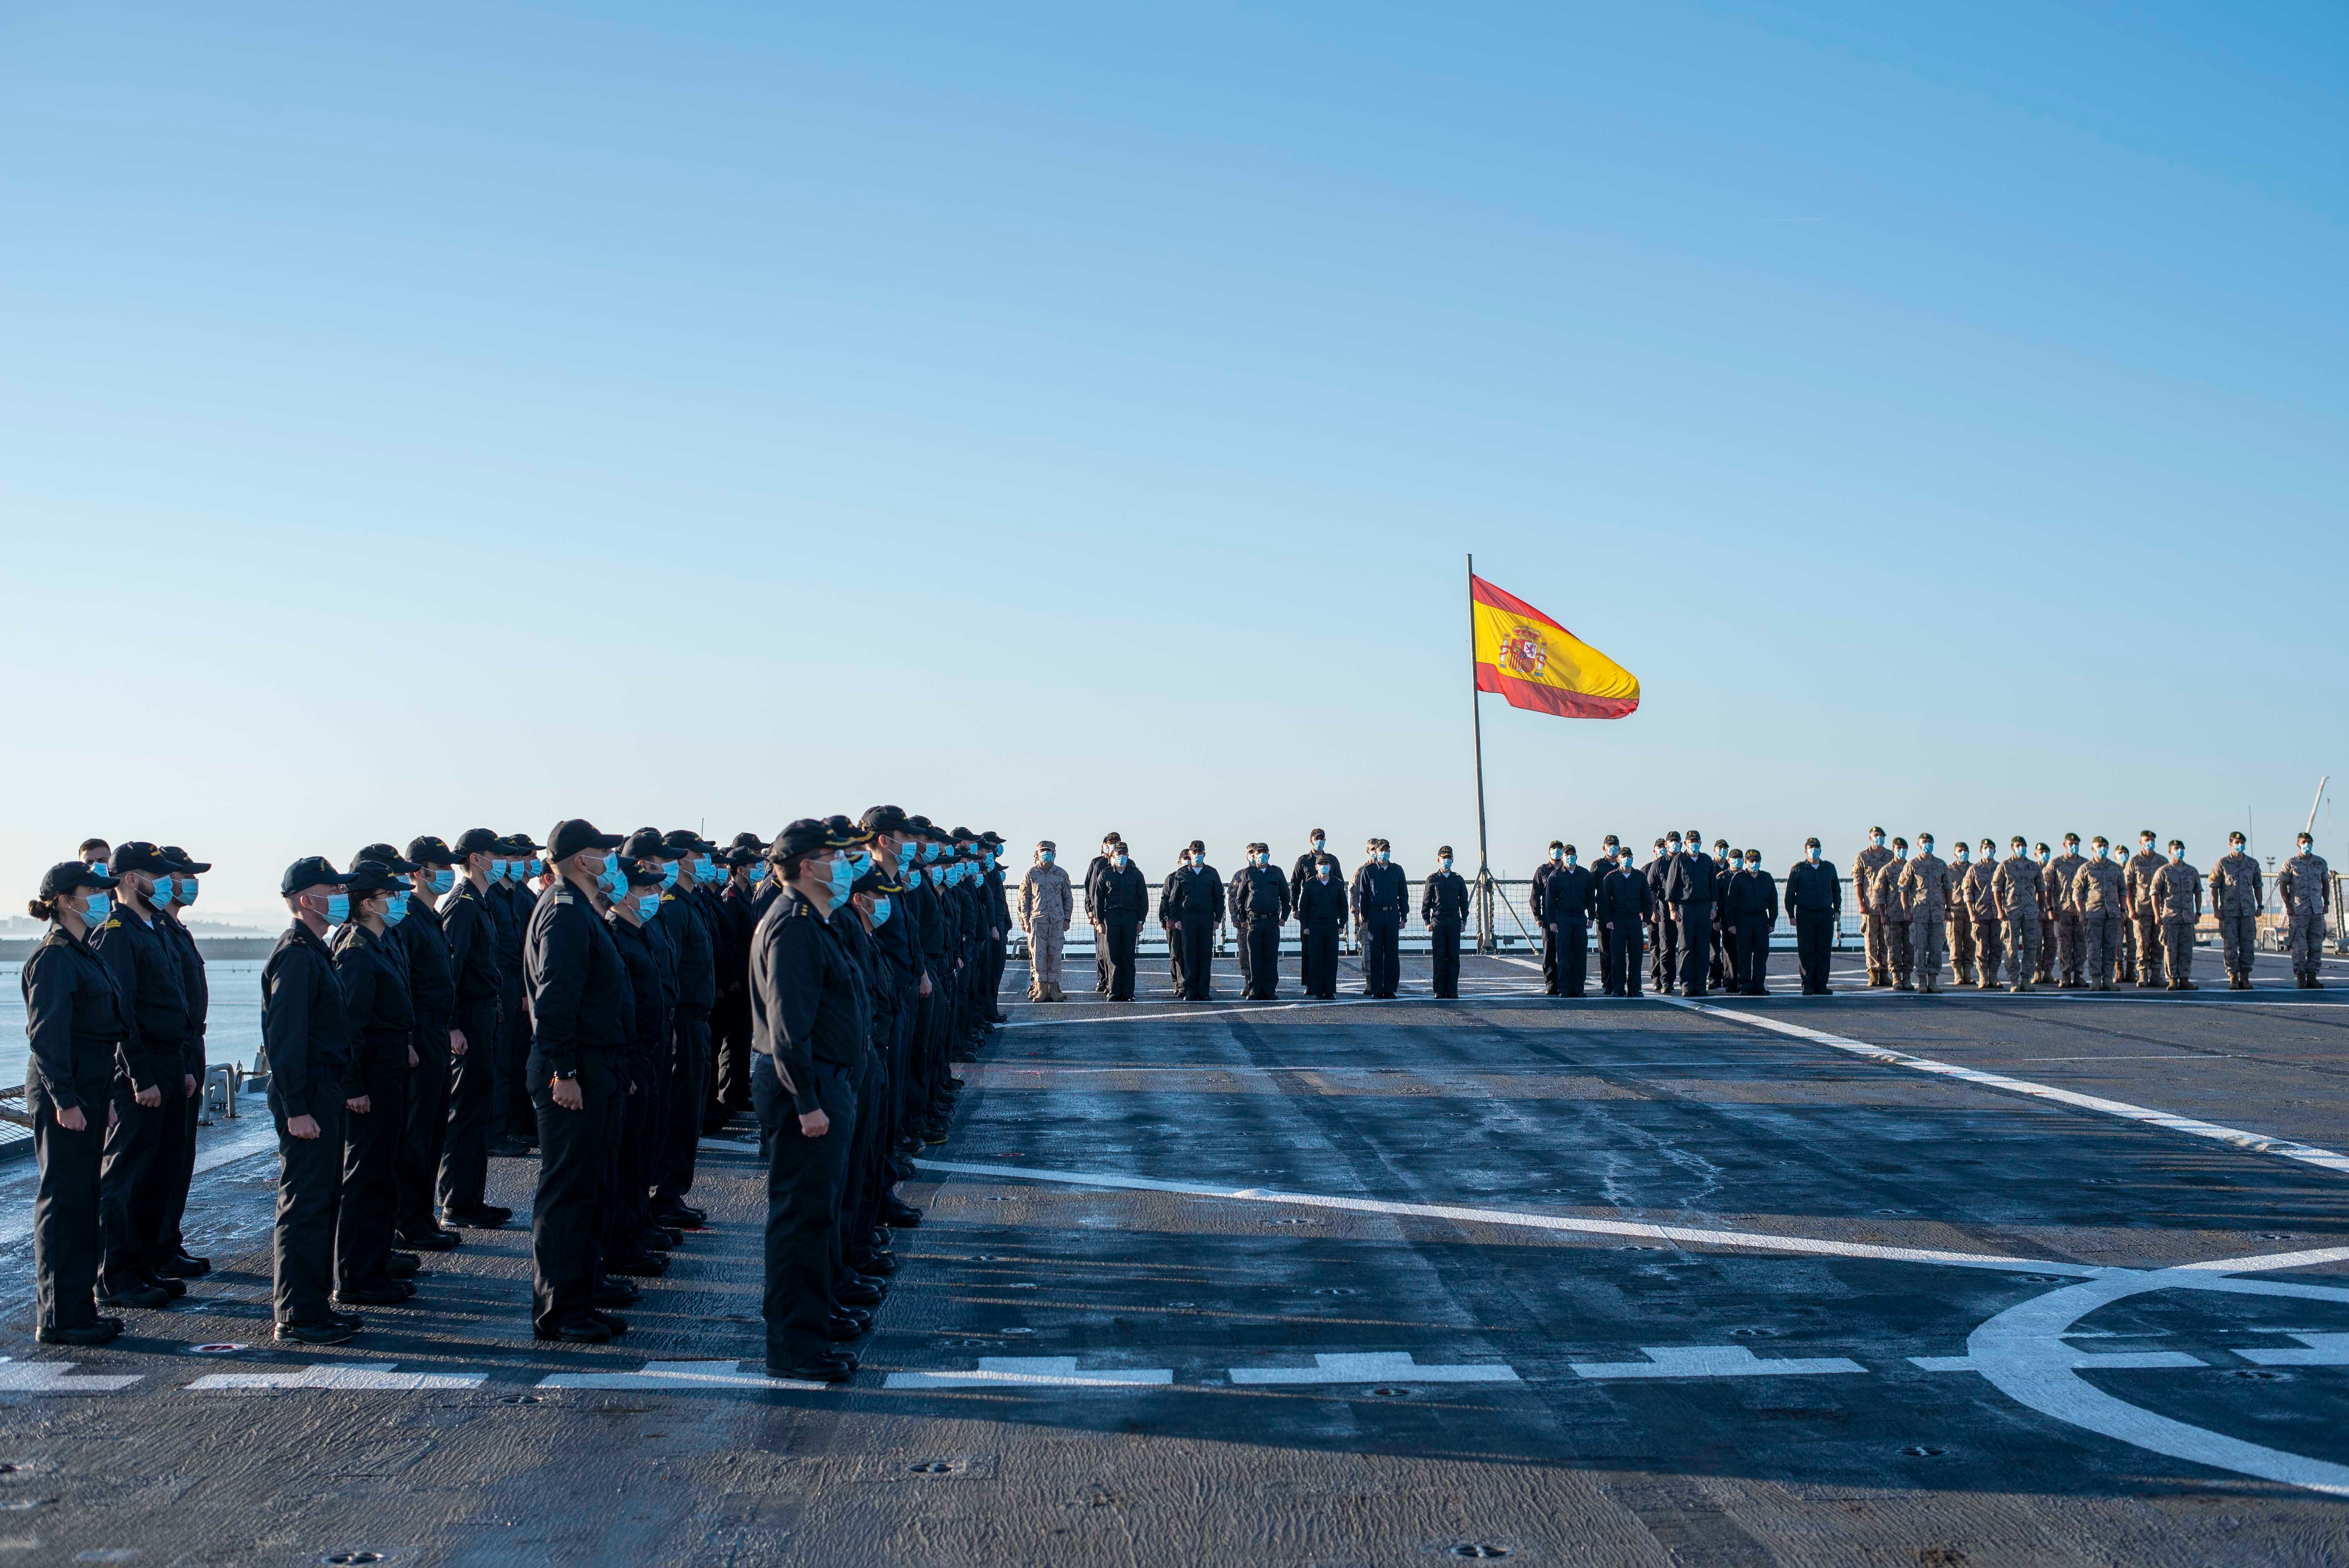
[271,1076,345,1326]
[653,1007,711,1205]
[158,1062,201,1257]
[1244,920,1281,999]
[438,993,500,1215]
[1796,912,1835,993]
[396,1008,452,1238]
[529,1047,620,1331]
[1540,920,1560,994]
[1602,918,1643,995]
[1430,920,1462,998]
[1712,916,1733,988]
[1178,921,1217,1000]
[1735,915,1772,993]
[836,1049,886,1280]
[98,1074,166,1292]
[1165,923,1185,994]
[337,1041,405,1294]
[1360,916,1401,996]
[1551,920,1588,997]
[753,1052,856,1369]
[1652,911,1678,991]
[1677,906,1713,996]
[713,989,754,1119]
[30,1051,113,1330]
[1103,919,1138,1001]
[1095,923,1110,993]
[605,1041,663,1256]
[1300,924,1339,997]
[1593,920,1612,991]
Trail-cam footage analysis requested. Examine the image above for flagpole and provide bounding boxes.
[1467,552,1493,953]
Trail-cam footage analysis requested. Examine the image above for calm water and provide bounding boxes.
[3,959,268,1087]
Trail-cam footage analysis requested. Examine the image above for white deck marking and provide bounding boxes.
[884,1356,1173,1389]
[1916,1249,2349,1496]
[1226,1352,1520,1385]
[540,1359,831,1391]
[912,1158,2115,1276]
[186,1361,485,1392]
[2239,1333,2349,1367]
[0,1358,142,1393]
[1569,1345,1866,1379]
[1663,998,2349,1175]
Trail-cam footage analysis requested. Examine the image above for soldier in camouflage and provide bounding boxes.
[1897,833,1953,994]
[2032,843,2059,984]
[2278,831,2331,989]
[2070,836,2127,991]
[1947,841,1977,985]
[1870,837,1914,991]
[1993,834,2042,992]
[2207,830,2263,991]
[1018,842,1075,1002]
[1961,839,2003,991]
[2047,833,2089,988]
[2124,830,2167,989]
[1852,829,1895,987]
[2149,840,2203,991]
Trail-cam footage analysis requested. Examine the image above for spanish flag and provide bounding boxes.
[1470,574,1639,720]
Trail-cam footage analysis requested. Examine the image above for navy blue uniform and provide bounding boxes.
[1350,862,1408,998]
[261,921,353,1326]
[21,927,128,1332]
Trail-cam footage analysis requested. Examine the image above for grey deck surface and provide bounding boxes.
[4,941,2347,1565]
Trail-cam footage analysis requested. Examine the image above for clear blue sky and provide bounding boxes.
[4,2,2342,916]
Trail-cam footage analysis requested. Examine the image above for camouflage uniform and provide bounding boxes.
[1947,854,1977,985]
[1897,851,1953,993]
[1959,858,2003,990]
[2207,848,2263,987]
[1852,843,1895,985]
[2047,848,2089,985]
[1993,853,2042,990]
[2034,856,2060,983]
[2125,847,2167,987]
[1870,859,1913,989]
[2069,857,2126,990]
[2149,859,2202,988]
[1018,860,1075,1002]
[2277,851,2332,984]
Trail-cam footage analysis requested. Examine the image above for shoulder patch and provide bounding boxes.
[102,919,120,930]
[660,893,675,903]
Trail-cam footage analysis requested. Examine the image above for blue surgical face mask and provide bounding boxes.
[634,893,660,921]
[1807,847,1821,861]
[1870,834,1885,848]
[90,861,108,878]
[515,859,536,883]
[749,862,769,883]
[1112,854,1127,868]
[826,854,854,910]
[1040,850,1054,864]
[1310,839,1324,851]
[489,858,509,880]
[658,859,679,890]
[1549,847,1563,861]
[1895,846,1909,860]
[700,855,718,882]
[1316,865,1330,878]
[1560,854,1573,868]
[2094,846,2109,859]
[428,868,455,895]
[384,891,410,926]
[147,875,174,910]
[176,875,200,904]
[323,892,351,925]
[529,856,545,876]
[921,842,939,862]
[929,864,947,887]
[595,858,626,898]
[1440,857,1454,871]
[1374,849,1390,863]
[78,893,111,927]
[872,895,892,926]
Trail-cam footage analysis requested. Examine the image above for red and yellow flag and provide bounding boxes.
[1470,574,1639,720]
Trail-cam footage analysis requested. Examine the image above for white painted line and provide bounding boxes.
[0,1358,142,1393]
[911,1159,2114,1278]
[1226,1351,1520,1385]
[540,1359,831,1391]
[2239,1333,2349,1367]
[1570,1345,1866,1379]
[883,1356,1173,1390]
[1663,998,2349,1175]
[186,1361,485,1392]
[1911,1351,2204,1373]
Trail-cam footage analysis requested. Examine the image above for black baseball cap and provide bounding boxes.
[772,817,871,862]
[344,863,410,897]
[662,829,720,856]
[406,835,459,867]
[860,805,910,836]
[623,828,678,861]
[728,831,770,855]
[112,841,174,875]
[617,856,668,889]
[158,846,212,874]
[281,857,354,897]
[451,828,502,858]
[545,820,625,862]
[39,862,119,898]
[354,843,422,874]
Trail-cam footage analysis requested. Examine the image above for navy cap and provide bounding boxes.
[158,846,212,874]
[617,856,668,889]
[906,815,935,831]
[504,832,545,853]
[354,843,421,874]
[280,857,354,896]
[662,829,720,855]
[850,867,886,895]
[451,828,502,858]
[859,805,910,835]
[728,831,769,855]
[622,828,678,861]
[406,835,459,867]
[112,841,173,875]
[344,862,409,898]
[770,818,864,863]
[545,820,624,862]
[39,861,119,898]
